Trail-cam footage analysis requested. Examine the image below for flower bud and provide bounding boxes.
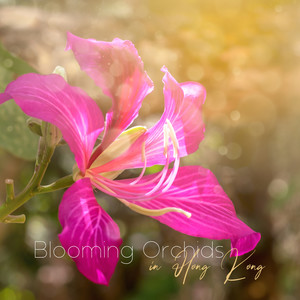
[26,117,42,136]
[53,65,68,81]
[41,122,62,148]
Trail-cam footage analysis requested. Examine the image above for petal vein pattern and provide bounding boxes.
[66,33,154,158]
[113,166,261,256]
[58,178,122,285]
[0,74,104,172]
[92,67,206,173]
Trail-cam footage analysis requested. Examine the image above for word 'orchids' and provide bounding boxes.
[0,33,260,285]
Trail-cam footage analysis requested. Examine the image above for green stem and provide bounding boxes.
[0,121,71,223]
[36,175,74,194]
[0,134,61,222]
[0,175,74,222]
[0,180,38,222]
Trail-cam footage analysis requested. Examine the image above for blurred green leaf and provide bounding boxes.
[0,101,39,160]
[0,42,37,90]
[0,287,35,300]
[125,270,178,300]
[0,42,39,160]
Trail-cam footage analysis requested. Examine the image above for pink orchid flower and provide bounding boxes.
[0,33,260,285]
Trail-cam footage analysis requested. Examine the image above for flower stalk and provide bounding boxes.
[36,175,74,194]
[0,123,73,223]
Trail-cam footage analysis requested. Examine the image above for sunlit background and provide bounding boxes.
[0,0,300,299]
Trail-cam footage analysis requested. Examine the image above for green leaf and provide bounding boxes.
[0,42,37,91]
[0,101,39,160]
[0,42,39,160]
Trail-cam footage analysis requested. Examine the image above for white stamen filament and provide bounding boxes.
[93,178,191,218]
[163,124,169,157]
[119,198,192,218]
[130,142,146,185]
[144,121,174,196]
[166,119,179,157]
[89,119,191,218]
[91,134,172,200]
[160,119,180,192]
[93,122,174,198]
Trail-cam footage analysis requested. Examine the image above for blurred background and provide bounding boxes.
[0,0,299,299]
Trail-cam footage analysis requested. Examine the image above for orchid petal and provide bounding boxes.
[66,33,154,157]
[58,178,122,285]
[144,67,206,164]
[0,73,103,172]
[92,67,206,172]
[117,166,260,256]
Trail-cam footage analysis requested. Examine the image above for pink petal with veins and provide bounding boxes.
[114,166,260,256]
[0,73,103,172]
[92,67,206,173]
[66,33,153,159]
[144,67,206,163]
[58,178,122,285]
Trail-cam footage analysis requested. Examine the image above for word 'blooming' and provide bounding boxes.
[0,33,260,285]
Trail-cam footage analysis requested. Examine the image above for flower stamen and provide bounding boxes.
[89,120,180,201]
[163,123,169,157]
[166,119,179,157]
[161,119,180,192]
[144,123,172,196]
[130,141,147,185]
[90,179,191,218]
[119,198,191,218]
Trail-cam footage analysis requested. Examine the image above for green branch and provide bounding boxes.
[36,175,74,194]
[0,123,73,223]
